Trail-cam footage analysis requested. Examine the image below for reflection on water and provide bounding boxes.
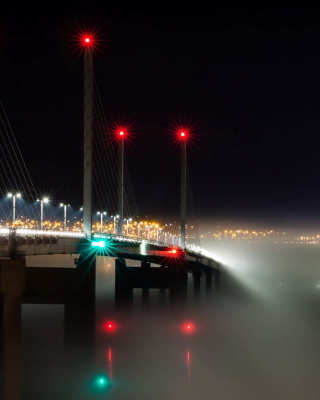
[17,245,320,399]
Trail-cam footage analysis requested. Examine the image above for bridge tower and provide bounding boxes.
[117,129,125,235]
[83,36,94,236]
[180,131,187,249]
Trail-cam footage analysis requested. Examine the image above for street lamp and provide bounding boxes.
[156,227,162,243]
[147,225,150,240]
[7,192,21,223]
[137,222,141,239]
[164,232,168,244]
[97,211,107,233]
[60,203,70,230]
[111,215,119,235]
[37,197,49,230]
[125,218,132,236]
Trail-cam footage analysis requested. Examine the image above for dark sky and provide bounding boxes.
[1,2,320,227]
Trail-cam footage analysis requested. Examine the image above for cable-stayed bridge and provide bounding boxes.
[0,32,221,400]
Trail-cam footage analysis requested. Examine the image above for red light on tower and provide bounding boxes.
[119,130,125,136]
[178,130,188,140]
[73,28,102,53]
[82,35,94,46]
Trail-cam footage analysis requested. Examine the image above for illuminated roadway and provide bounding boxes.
[0,228,220,269]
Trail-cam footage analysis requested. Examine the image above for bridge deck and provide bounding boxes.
[0,230,219,270]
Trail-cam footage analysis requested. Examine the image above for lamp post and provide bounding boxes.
[37,197,49,230]
[147,225,150,241]
[125,218,132,236]
[97,211,107,233]
[138,223,141,239]
[111,215,119,235]
[7,193,21,223]
[60,203,70,230]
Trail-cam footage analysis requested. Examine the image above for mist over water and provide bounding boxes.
[21,241,320,399]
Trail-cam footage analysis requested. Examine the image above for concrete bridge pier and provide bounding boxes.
[205,270,213,294]
[141,262,150,307]
[192,271,202,300]
[159,287,166,304]
[64,253,96,399]
[115,258,133,308]
[0,258,26,400]
[0,298,3,389]
[169,263,188,304]
[214,269,221,289]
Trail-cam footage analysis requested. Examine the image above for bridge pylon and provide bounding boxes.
[179,130,187,249]
[83,38,94,236]
[117,130,125,235]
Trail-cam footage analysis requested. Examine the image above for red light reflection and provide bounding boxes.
[183,322,195,333]
[103,321,117,332]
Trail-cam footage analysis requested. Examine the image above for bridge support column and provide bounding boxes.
[142,288,149,306]
[0,258,26,400]
[159,287,166,304]
[192,271,201,300]
[169,264,188,304]
[115,258,133,307]
[205,270,213,294]
[215,269,221,289]
[0,299,3,391]
[64,253,96,399]
[140,262,150,307]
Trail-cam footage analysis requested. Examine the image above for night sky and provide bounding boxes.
[1,2,320,228]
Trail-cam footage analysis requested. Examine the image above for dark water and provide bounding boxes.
[21,243,320,399]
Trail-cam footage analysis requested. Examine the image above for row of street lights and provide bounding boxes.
[5,194,133,234]
[96,213,132,235]
[6,195,179,243]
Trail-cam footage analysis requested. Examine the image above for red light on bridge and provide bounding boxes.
[180,131,186,138]
[119,130,125,137]
[167,248,181,256]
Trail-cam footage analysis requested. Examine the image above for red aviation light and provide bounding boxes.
[82,35,94,47]
[119,130,125,137]
[177,129,188,140]
[72,28,103,54]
